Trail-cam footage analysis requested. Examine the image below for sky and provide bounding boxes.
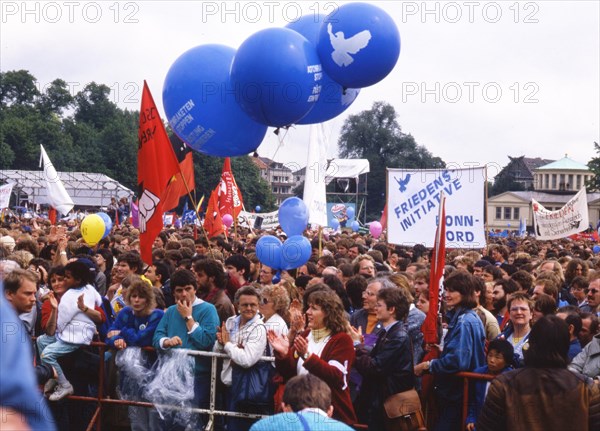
[1,0,599,179]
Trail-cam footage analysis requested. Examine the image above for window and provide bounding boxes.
[504,207,511,220]
[496,207,502,219]
[514,207,520,220]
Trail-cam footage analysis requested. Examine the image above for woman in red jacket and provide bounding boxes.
[268,287,357,426]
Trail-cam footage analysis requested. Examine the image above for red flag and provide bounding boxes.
[204,185,224,238]
[217,158,244,218]
[137,81,180,264]
[48,207,57,225]
[380,203,388,230]
[422,191,446,345]
[420,192,446,401]
[161,137,195,212]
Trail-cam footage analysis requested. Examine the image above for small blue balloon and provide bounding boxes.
[286,15,360,124]
[330,218,340,229]
[255,205,261,212]
[280,235,312,270]
[346,206,355,220]
[278,197,309,237]
[96,212,112,239]
[317,3,401,89]
[272,270,282,285]
[231,28,322,127]
[256,235,283,270]
[351,220,360,232]
[163,44,268,156]
[593,245,600,254]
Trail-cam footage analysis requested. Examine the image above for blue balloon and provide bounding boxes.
[255,205,261,212]
[330,218,340,229]
[317,3,401,89]
[286,15,360,124]
[346,206,355,220]
[231,28,322,127]
[351,220,360,232]
[163,44,268,156]
[96,212,112,239]
[594,245,600,254]
[280,235,312,270]
[278,197,309,236]
[256,235,282,269]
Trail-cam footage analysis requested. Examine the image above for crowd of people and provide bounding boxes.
[1,214,600,431]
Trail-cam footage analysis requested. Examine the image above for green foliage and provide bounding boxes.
[338,101,445,219]
[586,142,600,191]
[0,70,276,209]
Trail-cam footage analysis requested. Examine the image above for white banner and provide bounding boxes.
[303,124,328,226]
[532,188,588,240]
[237,210,279,230]
[40,144,74,216]
[386,168,486,248]
[0,183,14,209]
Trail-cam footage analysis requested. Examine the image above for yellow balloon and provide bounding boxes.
[81,214,105,246]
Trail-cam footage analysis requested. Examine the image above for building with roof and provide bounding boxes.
[251,156,295,206]
[533,155,594,192]
[487,155,597,231]
[0,170,133,208]
[493,156,554,191]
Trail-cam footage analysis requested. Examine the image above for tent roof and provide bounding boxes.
[0,170,133,207]
[325,159,370,183]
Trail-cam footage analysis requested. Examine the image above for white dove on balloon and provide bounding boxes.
[327,23,372,67]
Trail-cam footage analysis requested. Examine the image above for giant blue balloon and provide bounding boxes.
[163,44,268,156]
[286,15,360,124]
[280,235,312,270]
[96,212,112,239]
[317,3,400,89]
[231,28,322,128]
[256,235,282,270]
[278,197,309,236]
[346,206,355,220]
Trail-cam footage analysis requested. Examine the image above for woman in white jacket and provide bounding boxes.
[214,285,270,431]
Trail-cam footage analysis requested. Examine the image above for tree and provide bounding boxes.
[338,101,445,219]
[586,142,600,191]
[0,70,40,108]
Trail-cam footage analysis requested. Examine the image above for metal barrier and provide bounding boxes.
[456,371,495,428]
[63,342,495,431]
[65,342,274,431]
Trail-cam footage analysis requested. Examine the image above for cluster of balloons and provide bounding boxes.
[256,197,312,271]
[163,2,400,157]
[81,212,113,246]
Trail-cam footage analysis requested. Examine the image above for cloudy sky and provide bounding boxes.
[1,1,598,178]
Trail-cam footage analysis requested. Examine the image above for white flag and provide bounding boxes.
[532,188,588,240]
[303,124,328,226]
[0,182,15,210]
[40,145,74,216]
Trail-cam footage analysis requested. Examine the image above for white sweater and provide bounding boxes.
[56,285,102,345]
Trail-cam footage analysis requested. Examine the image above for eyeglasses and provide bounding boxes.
[588,289,599,294]
[260,297,270,305]
[510,306,530,312]
[239,303,259,308]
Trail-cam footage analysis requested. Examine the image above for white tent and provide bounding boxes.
[0,170,133,208]
[325,159,370,184]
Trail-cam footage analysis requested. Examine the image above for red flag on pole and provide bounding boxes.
[204,185,224,238]
[420,192,446,399]
[137,81,180,264]
[161,136,195,212]
[217,157,244,218]
[422,191,446,345]
[380,203,388,230]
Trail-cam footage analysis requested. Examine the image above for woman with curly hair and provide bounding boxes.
[268,286,357,426]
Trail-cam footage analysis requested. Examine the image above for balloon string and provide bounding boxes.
[270,127,290,162]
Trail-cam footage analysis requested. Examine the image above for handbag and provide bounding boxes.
[383,389,425,431]
[230,345,274,407]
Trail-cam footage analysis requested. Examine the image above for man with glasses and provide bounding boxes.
[587,275,600,315]
[258,265,276,287]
